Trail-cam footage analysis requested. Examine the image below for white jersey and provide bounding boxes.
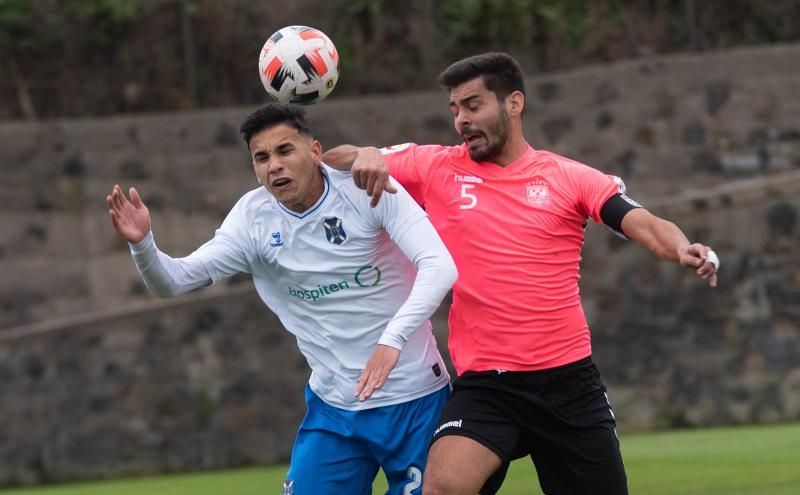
[129,164,455,410]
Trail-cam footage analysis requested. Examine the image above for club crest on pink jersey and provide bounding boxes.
[526,179,550,207]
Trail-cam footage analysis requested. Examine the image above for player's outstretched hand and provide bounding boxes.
[107,184,151,244]
[678,243,719,288]
[351,147,397,208]
[355,344,401,401]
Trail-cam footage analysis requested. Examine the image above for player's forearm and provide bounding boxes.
[321,145,360,171]
[323,145,384,172]
[380,252,457,349]
[130,231,213,297]
[624,211,689,262]
[380,223,458,349]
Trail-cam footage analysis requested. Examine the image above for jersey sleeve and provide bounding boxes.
[129,198,254,297]
[567,161,626,224]
[129,231,215,297]
[190,199,255,282]
[380,143,449,207]
[367,177,458,349]
[367,176,427,241]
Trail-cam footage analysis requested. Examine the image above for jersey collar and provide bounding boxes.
[460,144,538,176]
[276,172,330,219]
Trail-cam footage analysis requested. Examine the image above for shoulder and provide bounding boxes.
[320,162,352,186]
[231,187,278,219]
[321,163,364,200]
[535,150,587,170]
[323,163,419,216]
[380,142,459,162]
[534,150,610,179]
[319,164,373,211]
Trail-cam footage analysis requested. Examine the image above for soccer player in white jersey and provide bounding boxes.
[106,103,457,495]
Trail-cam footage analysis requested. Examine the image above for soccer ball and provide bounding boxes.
[258,25,339,105]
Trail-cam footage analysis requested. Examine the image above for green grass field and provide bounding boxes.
[2,422,798,494]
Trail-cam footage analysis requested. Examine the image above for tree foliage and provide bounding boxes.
[0,0,798,119]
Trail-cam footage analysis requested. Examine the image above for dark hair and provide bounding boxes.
[437,52,525,100]
[239,102,313,146]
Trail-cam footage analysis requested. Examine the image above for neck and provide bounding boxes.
[490,133,530,167]
[284,170,325,213]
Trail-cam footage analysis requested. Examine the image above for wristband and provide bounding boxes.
[706,250,720,270]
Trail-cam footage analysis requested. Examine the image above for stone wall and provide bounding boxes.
[0,287,308,485]
[0,43,799,485]
[582,172,800,431]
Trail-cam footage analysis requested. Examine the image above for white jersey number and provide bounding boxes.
[403,466,423,495]
[459,184,478,209]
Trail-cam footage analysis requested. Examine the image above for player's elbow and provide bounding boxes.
[438,254,458,289]
[143,280,182,298]
[415,248,457,291]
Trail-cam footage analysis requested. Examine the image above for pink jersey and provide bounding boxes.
[381,143,622,374]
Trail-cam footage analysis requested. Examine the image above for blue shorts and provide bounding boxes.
[283,384,450,495]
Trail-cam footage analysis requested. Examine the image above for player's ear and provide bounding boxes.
[507,90,525,117]
[311,140,322,164]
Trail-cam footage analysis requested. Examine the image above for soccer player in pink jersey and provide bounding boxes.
[323,53,719,495]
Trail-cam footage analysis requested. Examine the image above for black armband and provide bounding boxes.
[600,193,641,238]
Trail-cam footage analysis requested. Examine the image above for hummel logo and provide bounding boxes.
[434,419,462,436]
[270,231,284,247]
[454,174,483,184]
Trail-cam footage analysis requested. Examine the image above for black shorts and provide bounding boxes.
[431,356,627,495]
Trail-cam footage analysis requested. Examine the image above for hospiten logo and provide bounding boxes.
[288,265,382,302]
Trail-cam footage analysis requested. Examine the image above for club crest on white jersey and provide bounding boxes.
[322,216,347,244]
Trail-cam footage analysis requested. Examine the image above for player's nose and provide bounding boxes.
[455,113,469,129]
[267,158,285,173]
[455,116,473,136]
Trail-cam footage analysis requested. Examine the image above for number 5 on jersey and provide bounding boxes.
[459,184,478,209]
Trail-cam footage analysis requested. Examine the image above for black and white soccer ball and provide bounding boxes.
[258,25,339,105]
